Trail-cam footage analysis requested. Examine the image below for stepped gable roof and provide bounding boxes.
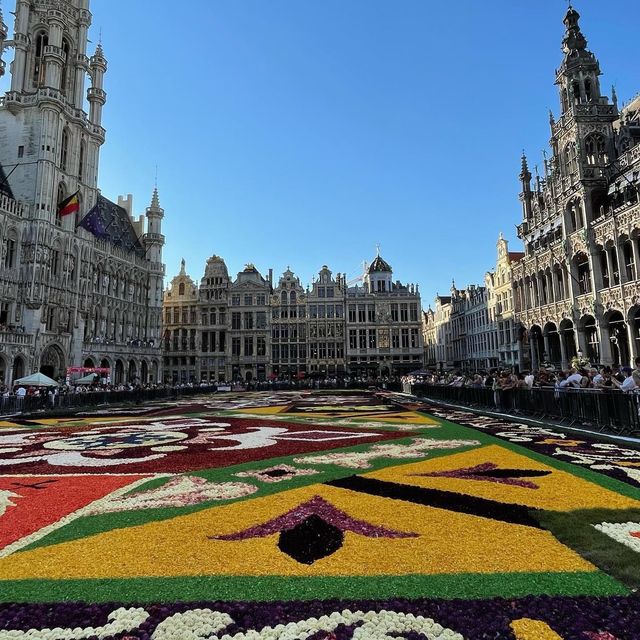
[368,255,392,274]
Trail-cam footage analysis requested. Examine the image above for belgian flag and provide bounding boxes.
[57,190,80,217]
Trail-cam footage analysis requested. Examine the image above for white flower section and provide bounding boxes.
[151,609,233,640]
[0,489,20,516]
[2,608,466,640]
[294,438,480,469]
[594,521,640,553]
[0,607,149,639]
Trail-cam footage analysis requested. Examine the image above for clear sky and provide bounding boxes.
[3,1,637,304]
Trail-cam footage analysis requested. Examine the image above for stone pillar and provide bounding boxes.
[559,330,568,369]
[11,0,30,93]
[605,248,615,286]
[543,334,551,363]
[529,331,538,371]
[628,322,639,363]
[631,239,640,282]
[599,320,614,366]
[576,326,589,359]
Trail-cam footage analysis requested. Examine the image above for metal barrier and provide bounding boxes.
[410,384,640,436]
[0,385,219,417]
[0,382,403,417]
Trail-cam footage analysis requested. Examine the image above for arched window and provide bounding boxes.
[280,290,287,305]
[585,133,607,165]
[33,30,48,86]
[574,252,592,294]
[564,142,577,175]
[572,81,581,104]
[78,139,85,181]
[2,231,17,269]
[561,88,569,113]
[290,290,297,304]
[60,128,70,172]
[584,77,592,101]
[178,282,185,296]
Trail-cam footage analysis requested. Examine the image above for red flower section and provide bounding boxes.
[0,474,149,551]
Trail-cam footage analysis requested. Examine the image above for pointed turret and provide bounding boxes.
[151,186,161,210]
[519,152,533,221]
[562,5,587,55]
[88,43,107,127]
[556,5,607,113]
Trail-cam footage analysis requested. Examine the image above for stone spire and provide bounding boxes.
[88,42,107,127]
[519,152,531,184]
[556,5,606,112]
[562,5,587,55]
[151,186,161,210]
[519,152,533,221]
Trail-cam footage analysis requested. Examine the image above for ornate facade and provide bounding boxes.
[346,255,423,376]
[513,7,640,369]
[485,234,523,369]
[0,0,164,385]
[163,253,422,382]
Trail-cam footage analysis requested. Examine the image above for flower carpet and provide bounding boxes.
[0,391,639,639]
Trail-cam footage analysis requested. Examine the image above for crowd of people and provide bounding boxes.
[402,358,640,394]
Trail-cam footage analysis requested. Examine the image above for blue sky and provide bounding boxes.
[3,1,638,304]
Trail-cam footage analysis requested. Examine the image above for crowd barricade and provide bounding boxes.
[409,384,640,436]
[0,381,402,417]
[0,385,220,417]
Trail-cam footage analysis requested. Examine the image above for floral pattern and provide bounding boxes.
[2,391,640,638]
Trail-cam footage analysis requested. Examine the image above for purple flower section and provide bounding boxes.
[2,596,640,639]
[414,462,543,489]
[211,495,418,540]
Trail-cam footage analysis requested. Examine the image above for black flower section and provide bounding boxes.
[210,495,418,564]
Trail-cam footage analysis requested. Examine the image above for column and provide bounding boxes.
[631,238,640,282]
[605,247,615,287]
[559,330,568,369]
[615,240,626,283]
[529,331,538,371]
[628,323,639,363]
[599,320,614,366]
[10,0,30,92]
[543,334,551,363]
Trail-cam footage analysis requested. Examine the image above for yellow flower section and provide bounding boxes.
[366,445,640,512]
[277,410,437,424]
[353,411,438,425]
[0,484,594,581]
[235,406,289,415]
[511,618,564,639]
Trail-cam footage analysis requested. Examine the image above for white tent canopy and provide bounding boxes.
[14,372,59,387]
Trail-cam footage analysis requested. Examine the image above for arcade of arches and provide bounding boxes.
[523,307,640,369]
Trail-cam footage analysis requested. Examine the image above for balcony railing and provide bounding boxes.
[0,331,32,346]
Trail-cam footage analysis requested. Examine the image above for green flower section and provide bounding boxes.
[535,507,640,589]
[0,570,627,604]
